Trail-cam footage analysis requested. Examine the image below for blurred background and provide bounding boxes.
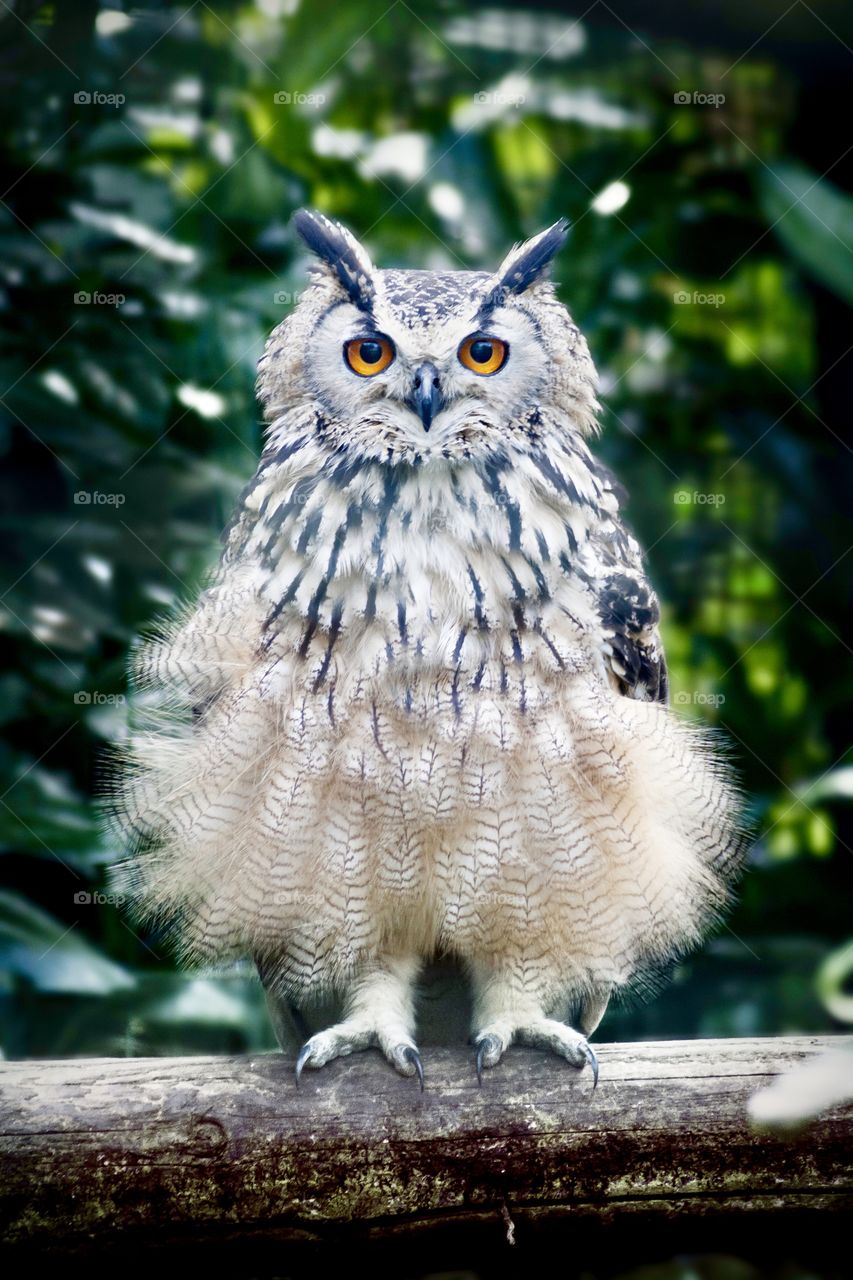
[1,0,852,1068]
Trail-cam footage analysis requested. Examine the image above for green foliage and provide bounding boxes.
[0,888,134,993]
[0,0,850,1057]
[759,162,853,306]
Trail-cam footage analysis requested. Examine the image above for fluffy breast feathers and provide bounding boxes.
[109,394,744,1004]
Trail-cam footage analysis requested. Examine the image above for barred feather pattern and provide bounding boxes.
[111,389,743,1014]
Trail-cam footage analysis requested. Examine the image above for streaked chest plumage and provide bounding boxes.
[112,210,741,1024]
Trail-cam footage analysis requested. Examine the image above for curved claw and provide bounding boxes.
[476,1040,487,1087]
[402,1045,425,1091]
[580,1040,599,1090]
[475,1034,501,1087]
[295,1041,313,1085]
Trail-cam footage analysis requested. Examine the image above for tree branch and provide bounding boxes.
[1,1036,851,1260]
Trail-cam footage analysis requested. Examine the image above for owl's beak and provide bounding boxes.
[407,362,444,432]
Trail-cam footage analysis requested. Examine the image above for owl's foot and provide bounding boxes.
[474,1018,598,1088]
[295,1018,424,1089]
[293,955,423,1086]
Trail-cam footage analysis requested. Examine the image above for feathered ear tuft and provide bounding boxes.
[474,218,569,324]
[492,218,569,298]
[292,208,376,312]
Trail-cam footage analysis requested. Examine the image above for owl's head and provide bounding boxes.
[257,209,599,465]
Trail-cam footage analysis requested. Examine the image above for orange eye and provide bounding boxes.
[458,334,508,375]
[344,336,395,376]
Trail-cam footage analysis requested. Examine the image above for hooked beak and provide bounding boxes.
[407,362,444,432]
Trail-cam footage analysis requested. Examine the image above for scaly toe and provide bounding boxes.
[516,1019,599,1088]
[580,1040,599,1090]
[293,1023,374,1083]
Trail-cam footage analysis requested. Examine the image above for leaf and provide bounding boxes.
[0,890,136,994]
[799,766,853,805]
[749,1047,853,1132]
[0,745,104,867]
[144,977,254,1027]
[816,938,853,1024]
[758,162,853,306]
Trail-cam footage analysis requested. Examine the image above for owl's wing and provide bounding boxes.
[585,459,669,705]
[597,569,668,703]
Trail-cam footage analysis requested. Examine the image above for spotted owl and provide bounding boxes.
[111,209,744,1087]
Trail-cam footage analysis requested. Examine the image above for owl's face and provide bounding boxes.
[258,211,599,466]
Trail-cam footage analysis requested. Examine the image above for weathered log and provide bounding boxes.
[0,1036,851,1262]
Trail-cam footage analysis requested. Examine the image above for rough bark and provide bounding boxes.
[0,1036,850,1260]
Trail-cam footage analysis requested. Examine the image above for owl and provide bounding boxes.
[111,210,744,1088]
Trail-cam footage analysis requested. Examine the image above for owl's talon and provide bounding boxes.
[401,1045,425,1090]
[475,1034,504,1085]
[476,1040,487,1087]
[295,1042,313,1085]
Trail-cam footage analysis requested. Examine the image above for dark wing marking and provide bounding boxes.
[585,456,668,704]
[598,571,668,703]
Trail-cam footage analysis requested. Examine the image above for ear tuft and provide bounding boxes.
[292,208,376,312]
[493,218,569,298]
